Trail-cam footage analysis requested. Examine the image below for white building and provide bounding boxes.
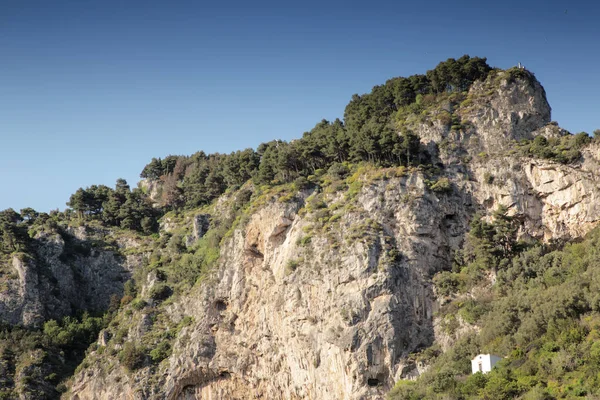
[471,354,501,374]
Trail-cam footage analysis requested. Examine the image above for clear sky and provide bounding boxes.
[1,0,598,212]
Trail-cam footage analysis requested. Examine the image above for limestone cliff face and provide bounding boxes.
[467,144,600,240]
[418,69,551,163]
[66,72,600,400]
[0,227,137,327]
[415,69,599,241]
[70,171,470,400]
[139,179,163,205]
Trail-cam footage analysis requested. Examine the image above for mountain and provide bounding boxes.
[1,56,599,399]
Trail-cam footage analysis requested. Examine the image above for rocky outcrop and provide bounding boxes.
[465,142,600,240]
[418,69,552,163]
[65,72,600,399]
[0,228,138,327]
[0,255,45,326]
[464,70,551,150]
[71,171,470,399]
[139,179,162,205]
[69,143,600,399]
[185,214,210,247]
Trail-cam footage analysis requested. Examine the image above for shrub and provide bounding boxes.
[285,259,300,275]
[293,176,311,191]
[429,177,452,193]
[141,217,158,234]
[148,282,173,301]
[278,192,296,203]
[533,135,547,147]
[431,369,457,393]
[108,294,121,312]
[328,214,341,223]
[461,372,488,396]
[149,340,171,363]
[437,111,452,126]
[120,295,133,307]
[460,97,473,108]
[113,326,129,342]
[119,342,145,371]
[451,116,462,131]
[123,279,137,297]
[307,198,327,211]
[299,235,312,246]
[574,131,591,147]
[389,380,421,400]
[483,172,494,184]
[433,271,462,296]
[148,283,172,301]
[131,299,147,310]
[328,163,350,180]
[520,133,590,164]
[458,299,490,324]
[506,67,534,84]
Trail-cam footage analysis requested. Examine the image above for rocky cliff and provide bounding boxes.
[0,226,141,328]
[56,69,600,399]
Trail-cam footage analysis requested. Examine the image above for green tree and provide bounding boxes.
[19,207,38,222]
[255,141,281,185]
[0,209,27,253]
[161,155,179,176]
[140,157,163,179]
[67,185,112,218]
[115,178,130,194]
[102,179,131,226]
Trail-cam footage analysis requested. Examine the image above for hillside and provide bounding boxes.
[1,56,599,399]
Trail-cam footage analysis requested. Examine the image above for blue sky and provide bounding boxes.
[1,0,598,212]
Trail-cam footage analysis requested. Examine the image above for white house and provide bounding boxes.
[471,354,501,374]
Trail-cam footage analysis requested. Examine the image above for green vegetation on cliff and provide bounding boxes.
[0,314,108,399]
[66,178,158,233]
[1,55,597,399]
[391,219,600,399]
[137,55,491,210]
[517,132,592,164]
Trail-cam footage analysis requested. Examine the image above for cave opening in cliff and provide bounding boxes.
[367,378,381,387]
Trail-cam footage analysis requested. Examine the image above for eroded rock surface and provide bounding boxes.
[0,228,136,327]
[62,73,600,399]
